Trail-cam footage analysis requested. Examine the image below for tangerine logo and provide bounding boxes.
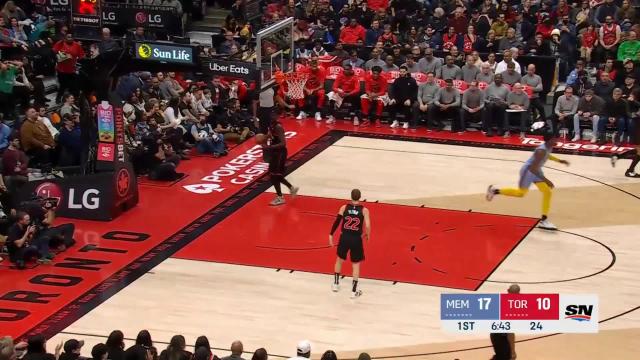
[138,44,152,59]
[135,12,146,23]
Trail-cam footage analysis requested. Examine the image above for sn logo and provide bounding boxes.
[564,304,593,322]
[50,0,69,5]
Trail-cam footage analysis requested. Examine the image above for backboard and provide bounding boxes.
[256,17,294,89]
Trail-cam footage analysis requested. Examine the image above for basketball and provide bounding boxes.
[255,133,267,144]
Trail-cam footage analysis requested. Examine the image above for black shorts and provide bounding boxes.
[337,235,364,262]
[268,149,287,175]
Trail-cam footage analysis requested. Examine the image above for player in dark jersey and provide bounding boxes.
[263,118,299,206]
[329,189,371,298]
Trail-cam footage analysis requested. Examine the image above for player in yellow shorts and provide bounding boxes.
[486,131,570,230]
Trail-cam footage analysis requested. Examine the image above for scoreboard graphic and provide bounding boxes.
[441,294,598,333]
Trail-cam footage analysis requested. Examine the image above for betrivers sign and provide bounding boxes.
[135,43,193,64]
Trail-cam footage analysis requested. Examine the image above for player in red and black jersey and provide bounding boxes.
[296,57,327,121]
[262,118,299,206]
[360,66,389,126]
[329,189,371,298]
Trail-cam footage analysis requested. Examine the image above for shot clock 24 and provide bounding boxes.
[440,293,598,333]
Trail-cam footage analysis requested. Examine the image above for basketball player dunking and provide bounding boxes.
[329,189,371,298]
[263,117,299,206]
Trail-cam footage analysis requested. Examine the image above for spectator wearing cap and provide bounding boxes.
[430,79,461,131]
[616,59,640,86]
[20,107,55,166]
[221,341,244,360]
[437,55,462,81]
[566,60,590,87]
[286,341,310,360]
[617,31,639,61]
[60,340,84,360]
[622,75,638,99]
[340,18,366,45]
[460,80,485,133]
[105,331,125,360]
[573,89,605,142]
[599,88,629,144]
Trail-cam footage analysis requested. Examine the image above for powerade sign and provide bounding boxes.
[135,43,194,65]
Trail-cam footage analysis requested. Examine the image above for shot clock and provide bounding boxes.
[440,294,598,333]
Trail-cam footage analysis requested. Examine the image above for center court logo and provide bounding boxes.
[137,44,152,59]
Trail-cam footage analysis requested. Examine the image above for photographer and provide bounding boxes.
[6,211,53,269]
[214,98,254,144]
[21,196,76,252]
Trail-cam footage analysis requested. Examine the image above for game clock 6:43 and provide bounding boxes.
[491,321,511,331]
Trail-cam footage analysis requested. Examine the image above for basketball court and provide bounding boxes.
[2,121,638,360]
[1,18,639,360]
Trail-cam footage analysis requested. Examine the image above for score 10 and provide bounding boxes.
[500,294,560,320]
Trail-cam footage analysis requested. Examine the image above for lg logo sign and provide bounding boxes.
[102,12,116,21]
[50,0,69,5]
[68,189,101,210]
[135,12,161,24]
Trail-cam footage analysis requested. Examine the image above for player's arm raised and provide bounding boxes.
[264,124,286,150]
[329,205,346,246]
[363,207,371,242]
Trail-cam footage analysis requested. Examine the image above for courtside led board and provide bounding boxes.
[441,294,598,333]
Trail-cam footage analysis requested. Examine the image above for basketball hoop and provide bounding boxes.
[275,71,308,100]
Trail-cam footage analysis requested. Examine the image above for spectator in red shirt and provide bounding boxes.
[448,7,468,35]
[360,66,389,126]
[52,33,85,103]
[339,18,366,45]
[326,64,361,125]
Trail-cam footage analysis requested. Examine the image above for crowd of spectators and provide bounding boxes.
[256,0,639,143]
[0,332,374,360]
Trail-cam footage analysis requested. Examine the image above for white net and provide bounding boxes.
[285,74,308,100]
